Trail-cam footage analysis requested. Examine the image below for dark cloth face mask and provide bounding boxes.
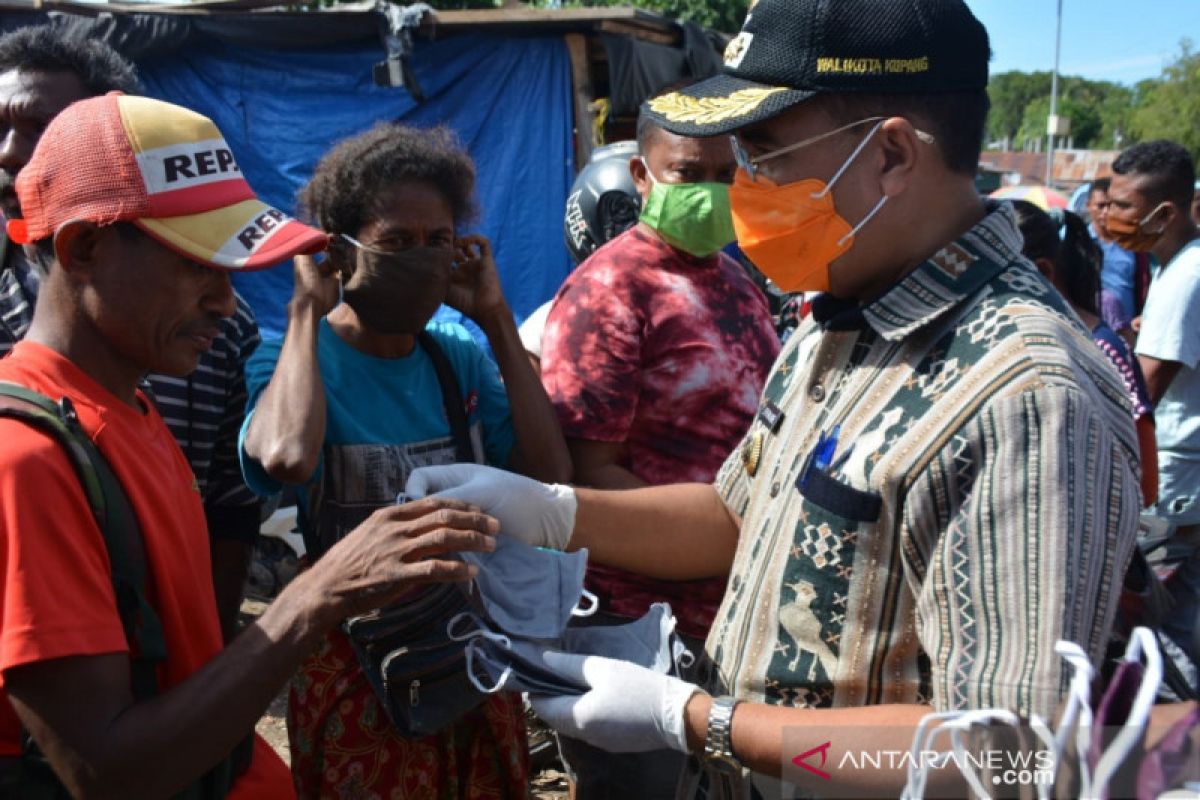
[337,235,453,335]
[455,602,691,695]
[456,533,597,641]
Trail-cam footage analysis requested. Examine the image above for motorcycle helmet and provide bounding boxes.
[563,141,641,265]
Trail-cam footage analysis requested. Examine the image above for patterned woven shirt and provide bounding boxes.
[682,203,1141,799]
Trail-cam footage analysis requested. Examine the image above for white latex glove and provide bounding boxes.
[529,652,702,753]
[404,464,577,550]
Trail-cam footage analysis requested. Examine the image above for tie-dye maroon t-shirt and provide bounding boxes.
[542,226,780,637]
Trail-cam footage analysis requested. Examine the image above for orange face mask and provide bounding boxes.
[730,120,888,294]
[1104,203,1168,253]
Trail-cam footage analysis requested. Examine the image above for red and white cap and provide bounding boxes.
[7,92,327,270]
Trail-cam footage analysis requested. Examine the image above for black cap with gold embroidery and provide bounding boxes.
[645,0,990,137]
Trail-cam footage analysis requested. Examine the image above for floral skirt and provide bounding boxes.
[288,629,529,799]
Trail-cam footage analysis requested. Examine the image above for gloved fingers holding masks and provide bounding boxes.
[405,463,576,550]
[528,652,702,754]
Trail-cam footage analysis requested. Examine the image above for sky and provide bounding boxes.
[965,0,1197,85]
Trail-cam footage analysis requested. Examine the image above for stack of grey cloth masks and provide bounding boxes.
[449,535,691,695]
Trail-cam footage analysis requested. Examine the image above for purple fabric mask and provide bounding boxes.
[1136,705,1200,799]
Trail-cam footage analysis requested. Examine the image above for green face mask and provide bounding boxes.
[639,171,736,258]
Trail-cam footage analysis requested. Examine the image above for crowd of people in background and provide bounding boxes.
[0,0,1198,796]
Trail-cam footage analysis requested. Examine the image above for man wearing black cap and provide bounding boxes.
[408,0,1142,795]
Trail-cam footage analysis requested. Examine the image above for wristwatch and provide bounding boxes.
[703,695,742,775]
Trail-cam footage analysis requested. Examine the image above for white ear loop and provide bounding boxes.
[901,711,965,799]
[446,611,482,642]
[673,640,695,671]
[807,119,891,248]
[643,162,660,185]
[1139,202,1170,233]
[1054,640,1096,799]
[463,636,512,694]
[837,196,890,248]
[1091,627,1163,791]
[572,588,599,617]
[900,708,1052,800]
[446,613,513,694]
[814,119,886,199]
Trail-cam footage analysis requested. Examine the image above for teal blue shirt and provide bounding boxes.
[238,319,515,498]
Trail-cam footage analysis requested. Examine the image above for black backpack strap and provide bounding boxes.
[0,383,252,798]
[417,331,481,464]
[0,382,166,698]
[0,227,11,274]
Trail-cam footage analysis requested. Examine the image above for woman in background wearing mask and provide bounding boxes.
[240,122,569,798]
[1011,200,1158,506]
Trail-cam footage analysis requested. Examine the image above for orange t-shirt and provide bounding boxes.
[0,342,291,798]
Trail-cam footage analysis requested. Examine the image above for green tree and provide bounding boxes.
[1090,81,1135,150]
[988,71,1132,150]
[1128,39,1200,162]
[986,70,1052,145]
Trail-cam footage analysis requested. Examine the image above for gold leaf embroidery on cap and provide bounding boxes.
[649,86,788,125]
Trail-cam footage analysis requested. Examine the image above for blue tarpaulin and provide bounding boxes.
[135,32,575,340]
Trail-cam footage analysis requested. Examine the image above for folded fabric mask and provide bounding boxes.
[458,602,689,695]
[1136,704,1200,798]
[457,533,597,640]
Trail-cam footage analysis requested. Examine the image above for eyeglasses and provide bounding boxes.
[730,116,936,182]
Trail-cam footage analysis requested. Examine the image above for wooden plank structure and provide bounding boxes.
[0,1,719,168]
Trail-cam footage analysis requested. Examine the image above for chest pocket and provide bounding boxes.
[796,459,883,523]
[307,438,464,557]
[760,436,884,706]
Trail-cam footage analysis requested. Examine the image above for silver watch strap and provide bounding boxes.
[703,695,741,774]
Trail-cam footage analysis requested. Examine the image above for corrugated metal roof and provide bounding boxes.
[979,149,1122,189]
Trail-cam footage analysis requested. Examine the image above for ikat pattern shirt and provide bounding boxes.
[542,226,779,637]
[682,203,1141,800]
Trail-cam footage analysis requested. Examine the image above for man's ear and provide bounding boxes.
[51,220,107,279]
[877,117,924,199]
[1146,201,1177,234]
